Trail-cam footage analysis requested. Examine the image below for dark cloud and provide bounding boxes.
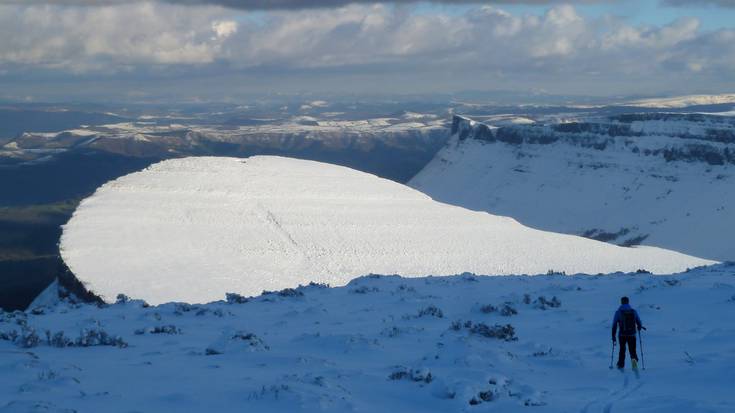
[662,0,735,7]
[0,0,613,10]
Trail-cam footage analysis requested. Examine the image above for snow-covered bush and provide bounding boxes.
[546,269,566,276]
[0,330,18,342]
[500,303,518,316]
[480,304,497,314]
[3,327,126,349]
[481,303,517,316]
[533,296,561,310]
[75,328,128,348]
[231,332,268,348]
[533,348,554,357]
[381,326,400,338]
[173,303,198,314]
[523,294,532,305]
[469,389,496,405]
[469,323,517,341]
[226,293,249,304]
[30,307,46,316]
[246,384,291,401]
[278,288,303,297]
[206,331,269,355]
[262,288,304,298]
[46,331,73,348]
[115,294,149,308]
[135,325,182,335]
[350,286,379,294]
[461,273,479,282]
[450,320,472,331]
[388,367,433,383]
[303,282,329,289]
[18,327,40,348]
[452,320,517,341]
[205,347,222,355]
[417,305,444,318]
[2,311,28,327]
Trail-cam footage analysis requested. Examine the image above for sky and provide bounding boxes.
[0,0,733,103]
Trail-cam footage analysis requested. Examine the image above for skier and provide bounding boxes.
[612,296,645,369]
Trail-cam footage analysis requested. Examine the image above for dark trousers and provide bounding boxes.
[617,335,638,368]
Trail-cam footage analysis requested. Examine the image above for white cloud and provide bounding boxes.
[0,1,619,10]
[212,20,238,39]
[0,2,732,95]
[0,3,232,68]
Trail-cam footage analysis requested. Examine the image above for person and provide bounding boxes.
[612,296,645,369]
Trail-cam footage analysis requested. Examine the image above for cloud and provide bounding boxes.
[0,2,732,97]
[0,0,615,10]
[661,0,735,7]
[0,3,232,69]
[212,20,238,39]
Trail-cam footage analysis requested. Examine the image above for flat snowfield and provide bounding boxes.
[60,156,713,305]
[2,265,734,412]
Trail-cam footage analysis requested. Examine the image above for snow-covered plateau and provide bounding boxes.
[410,114,735,261]
[2,264,734,412]
[59,156,713,305]
[625,93,735,108]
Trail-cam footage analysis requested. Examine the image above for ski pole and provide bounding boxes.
[609,340,615,369]
[639,330,645,370]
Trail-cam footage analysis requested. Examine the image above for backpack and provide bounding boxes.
[619,309,637,336]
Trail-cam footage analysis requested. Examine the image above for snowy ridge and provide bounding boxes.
[625,93,735,108]
[2,264,734,412]
[60,156,712,305]
[410,114,735,261]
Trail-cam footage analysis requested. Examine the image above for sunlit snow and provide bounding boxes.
[60,156,714,305]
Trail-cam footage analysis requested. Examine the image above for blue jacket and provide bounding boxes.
[612,304,643,338]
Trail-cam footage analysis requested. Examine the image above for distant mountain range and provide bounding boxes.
[60,156,711,304]
[0,111,449,184]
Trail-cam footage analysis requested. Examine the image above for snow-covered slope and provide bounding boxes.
[2,264,734,412]
[410,115,735,261]
[625,93,735,108]
[60,156,712,305]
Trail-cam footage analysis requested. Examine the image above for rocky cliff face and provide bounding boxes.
[450,114,735,165]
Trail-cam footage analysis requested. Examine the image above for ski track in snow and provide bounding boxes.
[2,264,734,412]
[581,372,644,413]
[262,208,300,249]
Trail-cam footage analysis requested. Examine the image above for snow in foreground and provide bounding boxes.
[1,264,734,412]
[60,156,713,305]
